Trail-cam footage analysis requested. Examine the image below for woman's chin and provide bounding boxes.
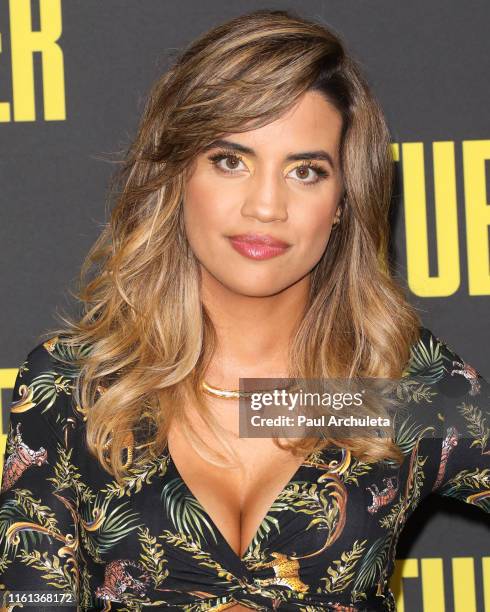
[216,275,304,298]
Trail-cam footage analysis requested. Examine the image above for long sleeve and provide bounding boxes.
[423,329,490,513]
[0,342,80,611]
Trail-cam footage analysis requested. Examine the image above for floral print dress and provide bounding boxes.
[0,327,488,611]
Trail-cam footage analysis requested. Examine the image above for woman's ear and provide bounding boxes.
[332,195,344,226]
[332,208,341,226]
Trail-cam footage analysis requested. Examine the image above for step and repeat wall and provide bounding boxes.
[0,1,488,610]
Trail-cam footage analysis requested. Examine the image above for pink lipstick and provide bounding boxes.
[227,233,291,260]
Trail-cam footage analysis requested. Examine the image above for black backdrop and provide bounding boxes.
[1,1,489,609]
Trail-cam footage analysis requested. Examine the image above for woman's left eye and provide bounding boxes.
[289,163,329,185]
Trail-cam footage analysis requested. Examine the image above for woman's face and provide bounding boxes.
[183,90,344,297]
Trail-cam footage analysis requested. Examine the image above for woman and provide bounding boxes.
[0,9,488,612]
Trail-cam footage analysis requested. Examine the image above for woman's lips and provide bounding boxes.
[227,234,291,260]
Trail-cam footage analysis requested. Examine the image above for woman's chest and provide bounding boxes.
[166,419,314,559]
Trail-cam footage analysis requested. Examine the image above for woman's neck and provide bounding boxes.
[201,268,309,384]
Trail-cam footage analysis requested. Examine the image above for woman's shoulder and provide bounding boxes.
[9,334,89,445]
[404,325,486,395]
[17,334,88,374]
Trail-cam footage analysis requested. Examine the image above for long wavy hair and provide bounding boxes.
[42,8,422,484]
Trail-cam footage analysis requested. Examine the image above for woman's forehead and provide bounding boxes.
[216,92,342,151]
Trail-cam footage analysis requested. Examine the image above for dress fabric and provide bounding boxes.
[0,326,488,611]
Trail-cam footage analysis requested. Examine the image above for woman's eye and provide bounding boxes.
[208,152,246,174]
[289,163,329,185]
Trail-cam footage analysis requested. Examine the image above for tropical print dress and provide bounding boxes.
[0,327,488,611]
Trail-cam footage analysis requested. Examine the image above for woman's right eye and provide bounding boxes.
[208,151,246,174]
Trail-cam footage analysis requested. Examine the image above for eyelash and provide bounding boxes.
[207,148,330,186]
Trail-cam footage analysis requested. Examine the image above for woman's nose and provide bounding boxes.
[240,169,288,222]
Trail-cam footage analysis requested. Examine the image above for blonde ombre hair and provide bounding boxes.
[42,9,421,484]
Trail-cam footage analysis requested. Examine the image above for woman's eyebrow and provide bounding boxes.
[202,139,335,170]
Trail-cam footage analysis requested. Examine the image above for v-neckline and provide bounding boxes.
[164,440,319,563]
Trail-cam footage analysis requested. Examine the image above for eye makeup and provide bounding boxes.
[208,148,246,173]
[207,147,330,186]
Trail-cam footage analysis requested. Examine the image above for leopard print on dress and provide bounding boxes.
[249,552,309,593]
[0,422,47,493]
[450,360,482,396]
[366,476,399,514]
[432,426,460,490]
[95,559,152,602]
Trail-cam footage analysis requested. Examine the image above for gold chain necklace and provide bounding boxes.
[201,379,298,399]
[201,380,255,399]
